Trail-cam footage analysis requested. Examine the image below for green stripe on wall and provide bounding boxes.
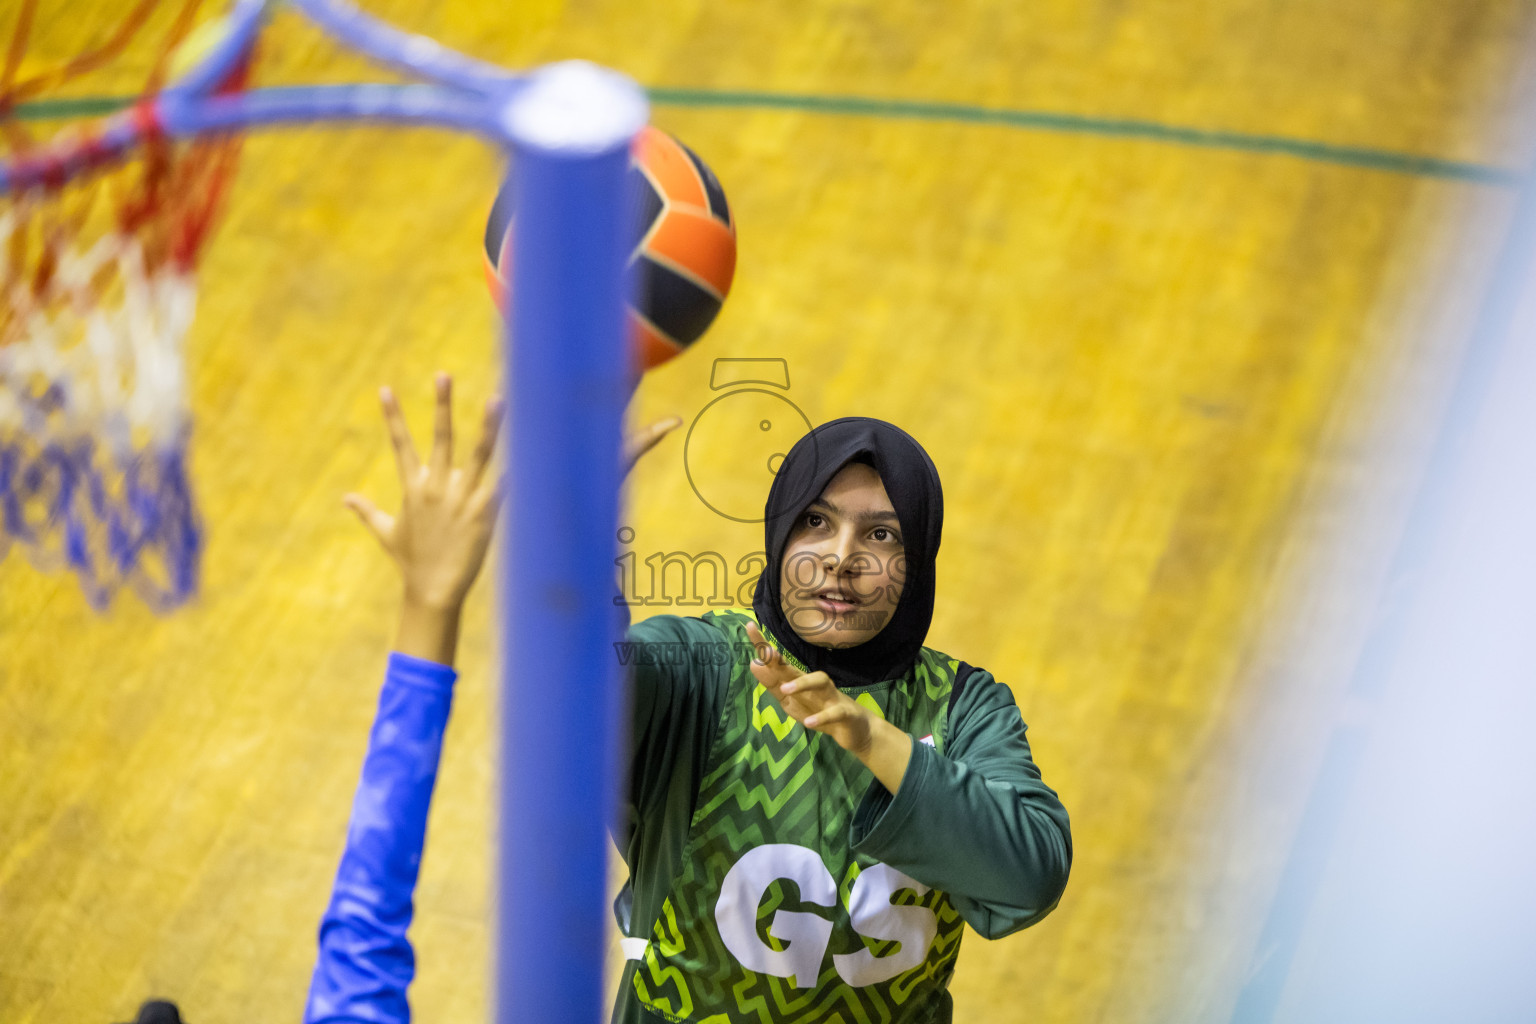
[10,88,1525,187]
[649,88,1525,187]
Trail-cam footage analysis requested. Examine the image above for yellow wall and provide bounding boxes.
[2,2,1531,1022]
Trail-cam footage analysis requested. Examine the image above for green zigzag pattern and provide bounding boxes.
[636,609,968,1023]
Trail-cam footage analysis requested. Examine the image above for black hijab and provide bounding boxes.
[751,417,943,687]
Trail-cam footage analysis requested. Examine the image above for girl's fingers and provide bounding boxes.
[623,416,684,475]
[784,672,833,699]
[747,644,791,696]
[754,634,804,688]
[472,472,505,517]
[472,468,510,510]
[466,396,504,493]
[744,621,779,668]
[744,621,766,662]
[343,493,395,546]
[380,387,421,480]
[804,702,851,730]
[428,373,454,479]
[761,632,783,667]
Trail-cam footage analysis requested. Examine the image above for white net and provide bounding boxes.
[0,216,196,446]
[0,0,247,612]
[0,211,201,609]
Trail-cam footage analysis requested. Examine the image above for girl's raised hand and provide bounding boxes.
[344,373,503,611]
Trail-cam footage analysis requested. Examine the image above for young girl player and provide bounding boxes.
[304,375,1071,1024]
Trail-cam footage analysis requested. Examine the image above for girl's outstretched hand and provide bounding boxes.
[345,373,504,613]
[344,373,680,665]
[743,621,876,756]
[743,620,915,796]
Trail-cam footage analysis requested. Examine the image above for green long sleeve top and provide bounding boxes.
[611,610,1071,1024]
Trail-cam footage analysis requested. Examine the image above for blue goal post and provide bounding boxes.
[0,2,647,1020]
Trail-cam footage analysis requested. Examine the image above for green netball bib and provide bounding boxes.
[632,609,966,1024]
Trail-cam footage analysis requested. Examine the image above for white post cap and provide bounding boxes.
[501,60,649,154]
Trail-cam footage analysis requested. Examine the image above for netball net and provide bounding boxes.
[0,0,247,609]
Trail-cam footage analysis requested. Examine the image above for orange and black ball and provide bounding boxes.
[484,126,737,371]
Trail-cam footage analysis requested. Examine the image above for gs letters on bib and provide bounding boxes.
[715,845,939,989]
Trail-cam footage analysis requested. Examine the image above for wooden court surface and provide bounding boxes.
[2,1,1533,1021]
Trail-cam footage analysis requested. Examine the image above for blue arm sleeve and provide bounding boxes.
[303,652,458,1024]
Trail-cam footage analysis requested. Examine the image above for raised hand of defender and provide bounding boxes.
[346,376,682,606]
[744,620,876,757]
[345,373,503,611]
